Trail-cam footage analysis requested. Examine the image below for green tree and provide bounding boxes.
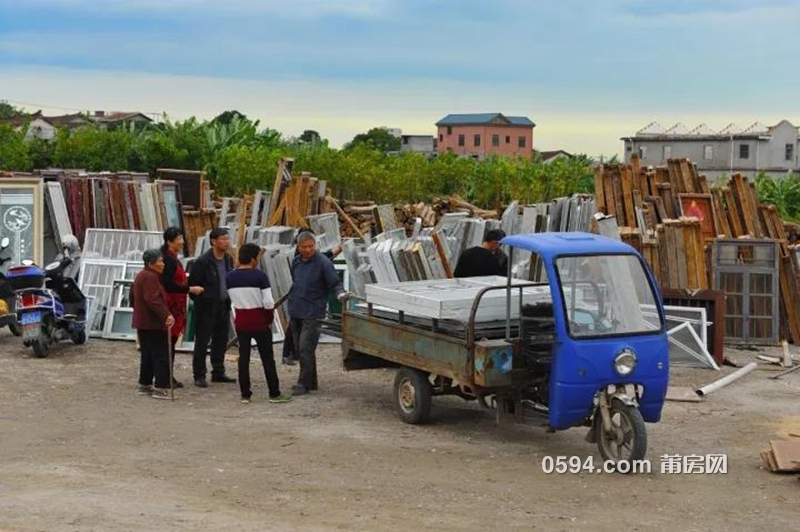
[756,171,800,221]
[212,110,248,125]
[299,129,322,144]
[0,124,31,171]
[345,127,401,153]
[0,102,21,119]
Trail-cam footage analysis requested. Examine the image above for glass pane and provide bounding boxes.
[110,309,134,336]
[556,254,659,337]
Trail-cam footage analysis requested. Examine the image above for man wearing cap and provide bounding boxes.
[287,231,348,396]
[453,229,508,278]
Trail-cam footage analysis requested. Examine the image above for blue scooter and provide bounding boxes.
[6,236,87,358]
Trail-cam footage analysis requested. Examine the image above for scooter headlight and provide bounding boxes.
[614,348,637,376]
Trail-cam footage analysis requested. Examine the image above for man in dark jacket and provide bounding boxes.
[282,230,342,366]
[453,229,507,278]
[287,231,347,396]
[187,228,236,387]
[132,249,175,400]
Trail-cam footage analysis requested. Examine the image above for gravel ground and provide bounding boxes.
[0,329,798,531]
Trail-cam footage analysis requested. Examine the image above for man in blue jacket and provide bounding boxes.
[287,231,347,396]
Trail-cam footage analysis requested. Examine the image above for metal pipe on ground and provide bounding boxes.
[695,362,758,397]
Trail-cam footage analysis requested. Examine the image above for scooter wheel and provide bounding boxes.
[31,339,50,358]
[71,331,87,345]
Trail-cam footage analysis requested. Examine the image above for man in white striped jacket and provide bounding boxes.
[226,243,291,404]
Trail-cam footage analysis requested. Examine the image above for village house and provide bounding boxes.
[0,110,154,140]
[435,113,535,160]
[621,120,800,180]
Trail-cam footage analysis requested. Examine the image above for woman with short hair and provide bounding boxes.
[160,227,204,388]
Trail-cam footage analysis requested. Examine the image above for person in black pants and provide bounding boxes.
[187,228,237,387]
[287,232,348,395]
[160,227,204,388]
[227,243,291,404]
[282,235,342,365]
[131,249,175,400]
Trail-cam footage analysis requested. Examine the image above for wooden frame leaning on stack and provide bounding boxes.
[0,177,45,267]
[678,193,718,241]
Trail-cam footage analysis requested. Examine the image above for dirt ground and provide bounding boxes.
[0,329,798,532]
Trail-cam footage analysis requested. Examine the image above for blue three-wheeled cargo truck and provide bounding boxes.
[341,232,669,465]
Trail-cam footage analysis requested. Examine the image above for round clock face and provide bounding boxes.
[3,206,32,233]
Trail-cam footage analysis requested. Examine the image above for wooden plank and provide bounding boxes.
[683,220,699,288]
[593,165,606,214]
[602,166,616,217]
[267,195,287,227]
[710,188,731,237]
[679,159,697,193]
[431,232,454,278]
[657,183,676,219]
[620,166,636,227]
[611,167,626,223]
[722,187,744,237]
[747,180,766,238]
[732,174,757,236]
[630,153,641,177]
[268,158,292,221]
[698,174,711,194]
[663,222,679,289]
[672,221,688,289]
[694,222,709,289]
[666,387,704,403]
[769,440,800,472]
[329,197,365,240]
[656,224,669,288]
[778,255,800,343]
[650,196,668,222]
[666,159,682,193]
[632,188,643,211]
[646,169,657,198]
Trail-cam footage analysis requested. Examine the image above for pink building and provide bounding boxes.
[435,113,535,160]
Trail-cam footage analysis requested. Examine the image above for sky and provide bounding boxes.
[1,0,800,157]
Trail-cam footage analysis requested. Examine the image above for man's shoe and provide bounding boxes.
[152,388,171,400]
[137,385,153,396]
[211,374,237,384]
[241,396,251,404]
[291,384,308,396]
[282,357,297,366]
[194,378,209,388]
[172,379,184,389]
[269,394,292,404]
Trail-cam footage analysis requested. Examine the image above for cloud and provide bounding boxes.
[620,0,798,17]
[20,0,393,19]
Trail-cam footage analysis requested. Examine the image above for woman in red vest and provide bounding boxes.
[160,227,204,388]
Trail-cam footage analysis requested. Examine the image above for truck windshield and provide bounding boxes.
[555,254,662,338]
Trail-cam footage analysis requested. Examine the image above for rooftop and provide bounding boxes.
[623,119,796,141]
[436,113,535,127]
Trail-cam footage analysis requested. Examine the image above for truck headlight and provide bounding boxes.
[614,349,637,376]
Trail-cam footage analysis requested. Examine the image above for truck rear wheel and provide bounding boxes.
[393,367,432,424]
